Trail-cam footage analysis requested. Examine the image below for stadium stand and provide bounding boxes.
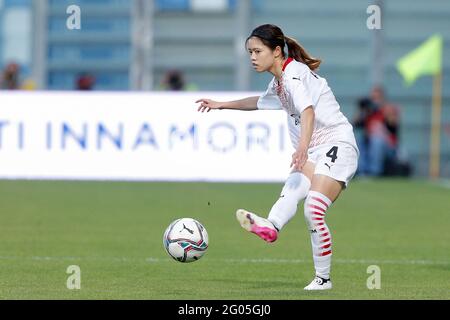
[0,0,448,177]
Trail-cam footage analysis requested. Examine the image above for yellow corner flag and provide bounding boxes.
[396,34,443,86]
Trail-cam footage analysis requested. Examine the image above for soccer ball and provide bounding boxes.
[163,218,209,263]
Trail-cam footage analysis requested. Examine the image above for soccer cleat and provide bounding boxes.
[236,209,278,243]
[304,276,332,290]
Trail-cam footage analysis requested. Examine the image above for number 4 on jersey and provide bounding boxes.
[326,146,338,163]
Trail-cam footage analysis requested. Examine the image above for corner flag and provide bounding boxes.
[396,34,443,86]
[397,34,444,179]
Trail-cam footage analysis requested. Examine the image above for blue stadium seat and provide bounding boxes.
[46,0,132,90]
[155,0,190,11]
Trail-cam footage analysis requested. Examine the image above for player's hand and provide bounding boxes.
[290,148,308,171]
[196,98,223,112]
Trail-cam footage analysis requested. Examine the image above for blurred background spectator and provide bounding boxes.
[0,62,20,90]
[160,69,186,91]
[354,86,411,177]
[76,73,96,91]
[159,69,198,91]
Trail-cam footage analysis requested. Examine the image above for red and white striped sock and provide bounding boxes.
[304,190,333,279]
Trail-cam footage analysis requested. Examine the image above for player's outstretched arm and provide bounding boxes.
[196,96,259,112]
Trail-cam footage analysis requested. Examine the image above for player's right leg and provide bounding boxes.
[267,164,313,231]
[236,162,314,243]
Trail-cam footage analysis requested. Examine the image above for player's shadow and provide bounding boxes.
[206,278,336,298]
[210,278,310,292]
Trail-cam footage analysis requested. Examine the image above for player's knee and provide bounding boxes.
[281,172,310,203]
[303,191,331,230]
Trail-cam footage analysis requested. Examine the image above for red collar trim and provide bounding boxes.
[282,57,293,71]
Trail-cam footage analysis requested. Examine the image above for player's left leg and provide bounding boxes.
[303,175,344,290]
[303,143,358,290]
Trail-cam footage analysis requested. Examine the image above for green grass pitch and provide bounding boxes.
[0,179,448,299]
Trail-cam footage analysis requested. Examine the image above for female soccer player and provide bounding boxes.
[196,24,358,290]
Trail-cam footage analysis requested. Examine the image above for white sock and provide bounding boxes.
[267,172,311,230]
[304,190,333,279]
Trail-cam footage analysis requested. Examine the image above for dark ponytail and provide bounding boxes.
[284,36,321,71]
[246,24,322,71]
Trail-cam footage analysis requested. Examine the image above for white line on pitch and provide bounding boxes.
[0,256,448,266]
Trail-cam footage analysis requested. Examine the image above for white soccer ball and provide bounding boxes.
[163,218,209,263]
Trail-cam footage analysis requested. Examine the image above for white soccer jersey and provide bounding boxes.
[257,58,358,152]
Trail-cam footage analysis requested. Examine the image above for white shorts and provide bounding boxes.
[307,142,359,187]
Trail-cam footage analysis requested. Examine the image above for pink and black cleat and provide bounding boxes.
[236,209,278,243]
